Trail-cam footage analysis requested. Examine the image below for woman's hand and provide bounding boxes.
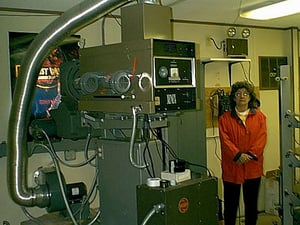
[237,153,253,165]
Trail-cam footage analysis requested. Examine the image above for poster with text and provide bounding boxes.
[9,32,80,119]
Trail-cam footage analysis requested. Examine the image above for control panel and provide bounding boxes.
[78,39,197,114]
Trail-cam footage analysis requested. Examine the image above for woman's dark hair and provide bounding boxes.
[229,81,259,110]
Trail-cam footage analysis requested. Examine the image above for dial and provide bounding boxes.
[242,28,250,38]
[227,27,236,37]
[158,66,169,78]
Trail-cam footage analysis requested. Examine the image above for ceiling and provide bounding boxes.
[1,0,300,30]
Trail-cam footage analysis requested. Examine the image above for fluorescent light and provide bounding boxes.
[240,0,300,20]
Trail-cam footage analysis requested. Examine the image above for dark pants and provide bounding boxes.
[223,177,261,225]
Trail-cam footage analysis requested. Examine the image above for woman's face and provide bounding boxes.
[234,88,251,109]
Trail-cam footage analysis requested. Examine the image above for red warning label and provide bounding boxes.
[178,197,189,213]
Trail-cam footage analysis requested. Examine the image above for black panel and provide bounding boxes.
[136,177,219,225]
[155,58,194,86]
[153,39,195,57]
[154,88,196,112]
[225,38,248,57]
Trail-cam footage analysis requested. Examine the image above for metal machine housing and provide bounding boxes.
[79,39,198,113]
[136,177,219,225]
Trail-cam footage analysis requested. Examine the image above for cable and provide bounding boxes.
[140,203,165,225]
[41,144,80,225]
[150,128,178,160]
[142,115,156,177]
[210,37,225,50]
[213,135,222,161]
[142,134,155,178]
[84,133,96,167]
[21,207,43,225]
[144,128,163,172]
[207,89,223,162]
[84,151,101,224]
[233,0,243,24]
[88,209,101,224]
[129,105,147,169]
[101,15,107,46]
[35,143,101,225]
[73,158,99,218]
[39,129,97,168]
[32,130,101,224]
[186,161,212,177]
[153,136,163,161]
[239,61,253,85]
[109,13,121,27]
[209,89,221,127]
[150,127,213,177]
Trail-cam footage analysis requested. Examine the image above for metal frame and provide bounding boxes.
[279,65,300,225]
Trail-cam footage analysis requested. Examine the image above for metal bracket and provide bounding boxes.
[286,150,300,167]
[285,111,300,128]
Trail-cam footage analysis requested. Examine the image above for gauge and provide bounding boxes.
[158,66,169,78]
[242,28,250,38]
[227,27,236,37]
[110,71,131,94]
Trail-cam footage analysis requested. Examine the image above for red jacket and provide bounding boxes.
[218,108,267,184]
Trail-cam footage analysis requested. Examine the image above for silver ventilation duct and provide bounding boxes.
[7,0,132,208]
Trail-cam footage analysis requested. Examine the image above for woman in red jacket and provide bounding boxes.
[218,81,267,225]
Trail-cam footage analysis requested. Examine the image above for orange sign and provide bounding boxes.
[178,197,189,213]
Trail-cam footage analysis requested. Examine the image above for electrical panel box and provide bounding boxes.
[136,177,219,225]
[225,38,248,57]
[259,56,288,90]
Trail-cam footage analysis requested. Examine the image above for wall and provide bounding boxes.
[173,22,291,176]
[173,23,292,213]
[0,7,296,225]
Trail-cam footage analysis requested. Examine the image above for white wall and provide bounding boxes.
[173,23,290,175]
[173,23,292,214]
[0,8,296,225]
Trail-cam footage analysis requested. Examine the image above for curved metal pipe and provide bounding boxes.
[7,0,132,207]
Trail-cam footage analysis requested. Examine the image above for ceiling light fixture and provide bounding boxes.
[240,0,300,20]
